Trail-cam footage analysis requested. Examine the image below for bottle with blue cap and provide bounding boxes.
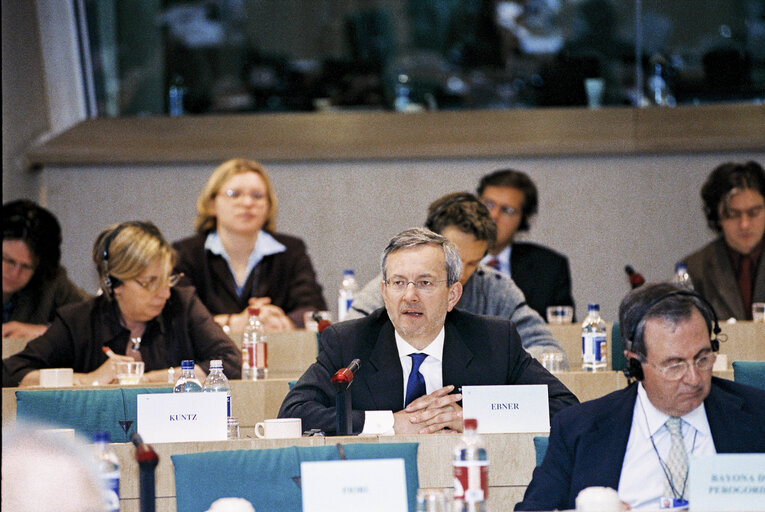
[581,303,607,371]
[173,360,203,392]
[337,269,358,322]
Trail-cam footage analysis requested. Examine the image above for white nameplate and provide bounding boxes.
[136,393,227,443]
[462,384,550,433]
[688,454,765,511]
[301,459,407,512]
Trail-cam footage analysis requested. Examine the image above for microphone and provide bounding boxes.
[130,432,159,512]
[331,359,361,389]
[331,359,361,436]
[625,265,645,289]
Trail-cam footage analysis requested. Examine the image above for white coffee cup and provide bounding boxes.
[254,418,302,439]
[39,368,74,387]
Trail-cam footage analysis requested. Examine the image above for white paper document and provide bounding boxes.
[301,459,408,512]
[461,384,550,433]
[136,392,227,443]
[688,453,765,511]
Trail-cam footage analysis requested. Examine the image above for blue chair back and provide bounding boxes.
[533,436,549,467]
[16,387,172,442]
[172,442,419,512]
[611,321,627,371]
[732,361,765,390]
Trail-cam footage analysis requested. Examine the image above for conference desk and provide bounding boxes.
[113,431,541,512]
[549,320,764,371]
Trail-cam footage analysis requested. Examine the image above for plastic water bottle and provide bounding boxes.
[337,269,358,322]
[394,73,411,112]
[242,307,268,379]
[671,262,694,290]
[173,360,203,392]
[581,303,607,371]
[453,418,488,512]
[203,359,231,417]
[168,74,185,116]
[93,431,120,512]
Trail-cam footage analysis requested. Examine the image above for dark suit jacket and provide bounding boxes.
[278,308,579,434]
[515,378,765,511]
[685,237,765,320]
[510,242,575,321]
[173,232,326,327]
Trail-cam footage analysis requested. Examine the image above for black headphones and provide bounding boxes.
[625,289,722,381]
[424,193,486,231]
[100,221,161,295]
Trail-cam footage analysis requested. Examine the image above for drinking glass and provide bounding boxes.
[116,361,144,385]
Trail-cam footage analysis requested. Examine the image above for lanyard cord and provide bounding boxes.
[638,394,697,500]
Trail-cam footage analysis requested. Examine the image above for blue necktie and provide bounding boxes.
[405,353,427,407]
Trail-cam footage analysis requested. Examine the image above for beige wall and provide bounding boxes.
[40,150,764,322]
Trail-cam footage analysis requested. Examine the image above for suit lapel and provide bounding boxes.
[704,381,754,453]
[208,253,242,305]
[442,320,475,386]
[364,321,406,410]
[583,386,636,489]
[710,240,744,319]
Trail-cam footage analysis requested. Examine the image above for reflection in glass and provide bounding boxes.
[82,0,765,117]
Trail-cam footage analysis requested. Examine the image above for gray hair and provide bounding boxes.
[381,227,462,286]
[618,282,714,356]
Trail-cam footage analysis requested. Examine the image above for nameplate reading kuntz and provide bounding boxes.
[137,392,227,443]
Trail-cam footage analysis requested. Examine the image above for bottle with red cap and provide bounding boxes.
[242,307,268,380]
[453,418,488,512]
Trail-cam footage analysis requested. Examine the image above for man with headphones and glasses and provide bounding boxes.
[516,282,765,511]
[344,192,569,365]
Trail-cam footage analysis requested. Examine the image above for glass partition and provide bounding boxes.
[83,0,765,117]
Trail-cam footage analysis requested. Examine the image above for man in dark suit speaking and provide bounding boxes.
[279,227,578,435]
[516,282,765,511]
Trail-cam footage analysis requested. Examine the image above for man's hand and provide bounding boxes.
[393,385,463,434]
[2,321,48,339]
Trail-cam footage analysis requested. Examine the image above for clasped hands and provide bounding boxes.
[393,385,463,434]
[215,297,294,333]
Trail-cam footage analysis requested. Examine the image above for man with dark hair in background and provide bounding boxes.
[477,169,575,320]
[346,192,568,364]
[682,161,765,320]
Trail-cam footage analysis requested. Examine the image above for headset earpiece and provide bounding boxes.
[627,357,644,381]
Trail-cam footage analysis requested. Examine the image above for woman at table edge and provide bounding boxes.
[172,158,327,333]
[4,221,241,387]
[3,199,89,340]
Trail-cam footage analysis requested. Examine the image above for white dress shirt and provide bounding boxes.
[481,245,512,276]
[361,327,445,435]
[618,384,717,509]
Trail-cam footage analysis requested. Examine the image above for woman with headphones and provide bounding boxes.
[3,200,88,339]
[4,221,241,387]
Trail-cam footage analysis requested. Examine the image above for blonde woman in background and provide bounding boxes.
[173,158,326,333]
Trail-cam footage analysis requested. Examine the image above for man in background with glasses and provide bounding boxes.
[682,161,765,321]
[279,227,577,436]
[516,282,765,511]
[345,192,569,365]
[477,168,575,321]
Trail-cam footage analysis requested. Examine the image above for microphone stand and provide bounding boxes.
[331,359,360,436]
[130,432,159,512]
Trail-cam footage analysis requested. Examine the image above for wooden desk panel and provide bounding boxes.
[548,321,764,370]
[114,432,543,512]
